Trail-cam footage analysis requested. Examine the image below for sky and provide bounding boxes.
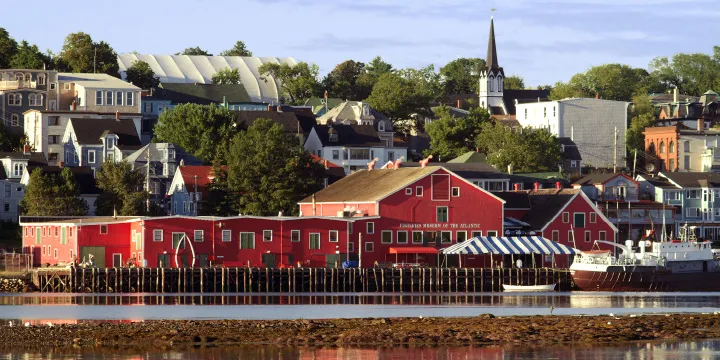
[2,0,717,87]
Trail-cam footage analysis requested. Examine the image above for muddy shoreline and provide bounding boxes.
[1,314,720,349]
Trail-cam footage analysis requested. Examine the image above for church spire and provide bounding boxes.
[486,17,499,71]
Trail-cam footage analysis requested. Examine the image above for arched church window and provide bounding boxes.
[660,141,665,154]
[497,76,503,92]
[669,141,675,153]
[489,76,494,92]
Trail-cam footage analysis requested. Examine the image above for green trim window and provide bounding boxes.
[240,232,255,249]
[436,206,448,222]
[172,232,186,250]
[309,233,320,249]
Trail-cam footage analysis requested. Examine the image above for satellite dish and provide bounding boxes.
[645,163,656,173]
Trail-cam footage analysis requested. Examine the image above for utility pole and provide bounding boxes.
[632,149,637,179]
[145,146,150,213]
[613,126,618,173]
[194,175,198,216]
[93,47,97,74]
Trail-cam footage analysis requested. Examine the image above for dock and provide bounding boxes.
[32,267,572,293]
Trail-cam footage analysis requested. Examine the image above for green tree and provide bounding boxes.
[178,47,212,56]
[202,156,234,216]
[0,122,23,152]
[227,118,325,216]
[550,64,654,101]
[258,61,320,105]
[58,32,119,76]
[476,124,562,172]
[366,72,431,131]
[549,80,584,100]
[322,60,370,100]
[650,49,720,96]
[219,41,252,56]
[625,94,656,153]
[20,168,88,216]
[0,28,18,68]
[94,161,148,216]
[125,60,160,89]
[153,103,237,163]
[504,75,525,90]
[211,67,241,85]
[439,57,486,95]
[9,40,48,69]
[426,106,491,160]
[363,56,393,80]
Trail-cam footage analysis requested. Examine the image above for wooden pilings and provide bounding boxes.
[33,267,573,293]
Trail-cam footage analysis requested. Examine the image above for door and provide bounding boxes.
[80,246,106,268]
[325,254,339,268]
[262,253,276,268]
[197,254,209,268]
[112,254,122,268]
[157,254,169,268]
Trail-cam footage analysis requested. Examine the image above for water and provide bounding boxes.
[2,340,720,359]
[1,292,720,320]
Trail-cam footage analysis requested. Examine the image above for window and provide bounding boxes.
[95,90,103,105]
[88,150,96,164]
[172,232,186,249]
[29,94,42,106]
[543,107,547,118]
[684,141,690,152]
[106,137,115,150]
[240,232,255,249]
[487,231,498,237]
[48,135,60,144]
[332,150,339,160]
[590,213,597,223]
[440,231,452,244]
[291,230,300,242]
[349,149,370,160]
[115,91,123,106]
[365,242,374,252]
[573,213,586,228]
[48,116,60,126]
[412,231,423,244]
[194,230,204,242]
[10,114,18,126]
[153,229,163,241]
[263,230,273,242]
[686,190,700,199]
[13,163,24,177]
[309,233,320,249]
[107,153,115,162]
[416,186,423,196]
[329,230,338,242]
[54,227,58,237]
[436,206,448,222]
[4,203,9,212]
[397,231,408,244]
[54,249,58,259]
[659,141,665,154]
[452,187,460,197]
[686,208,701,217]
[584,231,591,243]
[684,155,691,170]
[552,230,559,242]
[50,83,56,90]
[553,106,556,117]
[456,231,467,243]
[163,163,168,176]
[571,160,578,168]
[366,222,374,234]
[380,230,392,244]
[562,212,569,223]
[7,93,21,106]
[348,242,355,252]
[669,141,675,153]
[669,159,675,171]
[37,74,45,85]
[568,230,574,243]
[100,225,108,234]
[105,91,113,106]
[222,230,231,242]
[472,231,482,238]
[599,231,606,241]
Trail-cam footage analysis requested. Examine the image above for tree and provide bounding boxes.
[58,32,119,76]
[211,67,241,85]
[626,94,656,153]
[366,72,430,131]
[426,106,491,160]
[439,57,486,95]
[650,49,720,96]
[219,41,252,56]
[178,47,212,56]
[20,168,88,216]
[549,64,655,102]
[258,61,320,105]
[476,124,562,172]
[0,28,18,69]
[94,161,148,216]
[504,75,525,90]
[202,156,234,216]
[322,60,371,100]
[227,118,325,216]
[125,60,159,89]
[9,41,48,69]
[0,122,23,152]
[153,103,237,163]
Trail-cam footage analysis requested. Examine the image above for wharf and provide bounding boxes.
[31,267,571,293]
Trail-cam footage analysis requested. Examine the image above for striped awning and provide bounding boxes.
[441,236,578,255]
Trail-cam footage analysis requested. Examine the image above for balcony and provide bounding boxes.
[0,80,37,91]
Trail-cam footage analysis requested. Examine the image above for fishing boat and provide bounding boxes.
[502,284,556,292]
[570,226,720,291]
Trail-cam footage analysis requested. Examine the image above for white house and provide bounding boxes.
[515,98,630,168]
[0,149,47,222]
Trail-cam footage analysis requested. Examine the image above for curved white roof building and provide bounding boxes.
[117,54,298,104]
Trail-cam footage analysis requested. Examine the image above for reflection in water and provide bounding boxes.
[2,340,720,360]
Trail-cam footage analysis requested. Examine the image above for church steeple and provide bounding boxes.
[487,17,499,71]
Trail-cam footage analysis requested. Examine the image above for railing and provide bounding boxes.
[0,80,19,91]
[0,252,31,273]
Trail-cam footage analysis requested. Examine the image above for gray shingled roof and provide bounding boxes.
[314,124,383,147]
[68,118,142,150]
[521,189,580,230]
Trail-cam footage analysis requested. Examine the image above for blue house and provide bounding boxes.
[61,118,143,173]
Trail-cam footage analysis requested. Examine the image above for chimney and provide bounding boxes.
[513,183,520,192]
[277,105,283,112]
[698,118,705,133]
[674,87,678,103]
[267,104,273,111]
[556,181,562,190]
[23,145,30,155]
[533,182,539,191]
[59,161,64,168]
[457,99,462,108]
[115,111,119,121]
[311,193,317,216]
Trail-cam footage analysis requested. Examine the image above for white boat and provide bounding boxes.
[502,284,556,292]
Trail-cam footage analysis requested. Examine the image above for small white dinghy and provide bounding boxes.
[502,284,556,292]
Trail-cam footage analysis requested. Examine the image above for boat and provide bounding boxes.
[502,284,556,292]
[570,226,720,291]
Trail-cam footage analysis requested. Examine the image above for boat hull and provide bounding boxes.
[503,284,556,292]
[571,269,720,291]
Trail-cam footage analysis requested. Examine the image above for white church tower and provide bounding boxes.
[479,17,506,115]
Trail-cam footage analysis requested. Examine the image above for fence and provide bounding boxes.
[1,252,31,273]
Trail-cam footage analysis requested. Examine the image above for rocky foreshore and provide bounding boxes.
[1,314,720,349]
[0,278,35,293]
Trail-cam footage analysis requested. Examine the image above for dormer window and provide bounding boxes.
[13,163,25,177]
[378,121,385,132]
[362,104,370,116]
[106,137,116,150]
[329,133,339,142]
[168,149,175,159]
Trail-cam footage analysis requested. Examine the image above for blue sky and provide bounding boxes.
[2,0,717,86]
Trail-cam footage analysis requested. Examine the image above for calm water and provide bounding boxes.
[2,340,720,360]
[1,292,720,320]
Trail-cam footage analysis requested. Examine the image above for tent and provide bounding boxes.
[442,236,578,255]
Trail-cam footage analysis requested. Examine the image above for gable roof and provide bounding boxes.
[521,189,580,230]
[495,191,531,209]
[559,137,582,161]
[0,151,47,180]
[158,83,252,104]
[401,162,506,180]
[573,173,636,187]
[660,172,720,188]
[235,110,316,135]
[313,124,383,147]
[317,101,390,125]
[68,118,142,150]
[123,143,202,165]
[58,73,140,90]
[175,166,218,196]
[502,89,550,115]
[447,151,489,164]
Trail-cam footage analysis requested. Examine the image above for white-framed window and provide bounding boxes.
[88,150,96,164]
[381,230,392,244]
[452,187,460,197]
[105,91,113,106]
[263,230,273,242]
[366,222,374,234]
[599,231,606,241]
[584,230,591,243]
[64,83,71,90]
[54,248,58,259]
[456,231,467,243]
[412,231,423,244]
[37,74,45,85]
[153,229,163,241]
[590,213,597,223]
[107,152,115,162]
[291,230,300,242]
[416,186,423,196]
[115,91,123,106]
[28,94,42,106]
[126,91,134,106]
[686,208,701,217]
[100,225,108,234]
[551,230,559,242]
[397,231,408,244]
[194,230,204,242]
[172,232,186,250]
[10,114,18,126]
[309,233,320,249]
[240,232,255,249]
[436,206,448,222]
[50,83,56,90]
[440,231,452,244]
[13,162,24,177]
[573,213,586,228]
[222,229,231,242]
[487,231,498,237]
[562,212,569,223]
[95,90,103,105]
[365,242,374,252]
[329,230,338,242]
[7,93,21,106]
[405,188,412,195]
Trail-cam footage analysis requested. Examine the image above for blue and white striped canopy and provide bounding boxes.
[441,236,578,255]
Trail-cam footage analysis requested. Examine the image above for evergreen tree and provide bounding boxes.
[125,60,159,89]
[426,106,491,160]
[211,68,241,85]
[94,161,148,216]
[20,168,88,216]
[219,41,252,56]
[202,156,234,216]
